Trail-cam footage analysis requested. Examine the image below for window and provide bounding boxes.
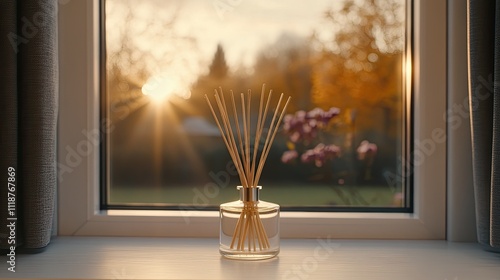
[102,0,410,212]
[58,0,446,239]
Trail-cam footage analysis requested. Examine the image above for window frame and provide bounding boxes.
[58,0,446,239]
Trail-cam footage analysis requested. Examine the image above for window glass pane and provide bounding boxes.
[104,0,408,210]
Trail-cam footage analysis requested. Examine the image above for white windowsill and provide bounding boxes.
[2,237,498,279]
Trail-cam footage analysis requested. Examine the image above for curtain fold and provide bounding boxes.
[0,0,58,252]
[468,0,500,250]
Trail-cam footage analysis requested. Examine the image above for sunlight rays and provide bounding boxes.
[150,100,209,186]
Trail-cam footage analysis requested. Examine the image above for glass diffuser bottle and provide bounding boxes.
[219,186,280,260]
[204,85,290,260]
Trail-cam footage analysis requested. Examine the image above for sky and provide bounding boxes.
[106,0,341,94]
[169,0,339,68]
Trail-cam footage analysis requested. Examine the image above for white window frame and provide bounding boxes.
[58,0,447,239]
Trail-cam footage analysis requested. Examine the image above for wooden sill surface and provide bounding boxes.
[1,237,499,279]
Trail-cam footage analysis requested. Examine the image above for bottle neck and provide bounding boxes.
[237,186,261,202]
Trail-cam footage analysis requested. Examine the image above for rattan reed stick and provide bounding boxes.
[205,85,290,251]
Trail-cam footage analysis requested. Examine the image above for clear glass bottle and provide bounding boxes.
[219,186,280,260]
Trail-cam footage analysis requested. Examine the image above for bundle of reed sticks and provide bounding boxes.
[205,85,291,251]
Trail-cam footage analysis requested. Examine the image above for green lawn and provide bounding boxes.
[109,184,399,208]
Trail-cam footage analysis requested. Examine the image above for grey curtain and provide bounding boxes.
[0,0,58,252]
[468,0,500,251]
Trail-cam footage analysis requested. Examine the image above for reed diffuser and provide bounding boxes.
[205,85,290,260]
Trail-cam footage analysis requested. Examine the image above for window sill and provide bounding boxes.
[70,210,439,239]
[3,237,498,279]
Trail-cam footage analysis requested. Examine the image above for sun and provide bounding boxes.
[141,73,191,102]
[141,74,175,102]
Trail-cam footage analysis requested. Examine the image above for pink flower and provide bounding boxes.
[290,131,301,143]
[295,110,307,121]
[322,107,340,123]
[306,108,324,120]
[324,144,341,158]
[300,143,340,167]
[281,150,298,164]
[283,108,340,143]
[306,107,340,124]
[300,149,316,164]
[357,140,377,160]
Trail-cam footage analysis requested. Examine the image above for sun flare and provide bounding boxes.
[141,74,191,102]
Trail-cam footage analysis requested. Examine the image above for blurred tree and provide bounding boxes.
[105,0,198,187]
[189,44,234,118]
[106,0,191,123]
[208,44,229,80]
[311,0,404,139]
[190,33,316,120]
[106,4,150,124]
[251,32,314,113]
